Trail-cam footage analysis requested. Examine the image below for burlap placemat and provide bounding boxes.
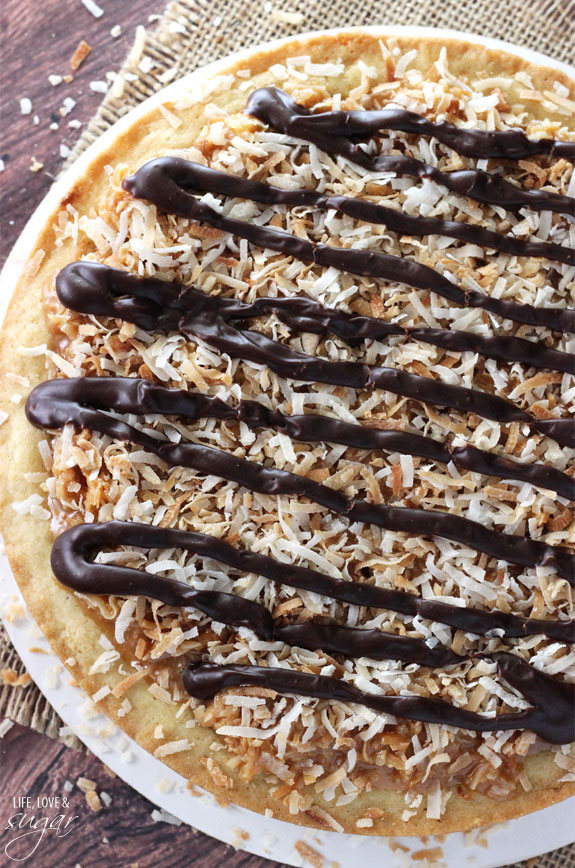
[1,0,574,862]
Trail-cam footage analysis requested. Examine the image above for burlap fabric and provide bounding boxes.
[1,0,574,863]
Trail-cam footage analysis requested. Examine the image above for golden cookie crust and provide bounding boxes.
[1,29,574,836]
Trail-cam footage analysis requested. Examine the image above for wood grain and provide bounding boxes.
[0,721,290,867]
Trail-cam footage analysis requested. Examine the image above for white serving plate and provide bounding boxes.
[1,25,574,867]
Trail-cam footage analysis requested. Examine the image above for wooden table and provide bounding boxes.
[1,2,286,865]
[0,721,290,867]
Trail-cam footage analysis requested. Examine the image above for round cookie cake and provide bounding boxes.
[1,29,574,836]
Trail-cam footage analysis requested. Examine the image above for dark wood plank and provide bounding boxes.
[0,720,290,867]
[0,0,164,266]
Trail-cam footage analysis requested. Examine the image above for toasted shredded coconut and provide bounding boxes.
[40,45,575,825]
[154,738,191,757]
[80,0,103,18]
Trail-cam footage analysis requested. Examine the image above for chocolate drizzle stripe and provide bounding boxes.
[407,329,574,376]
[27,378,575,501]
[51,522,575,742]
[246,87,575,216]
[57,261,575,376]
[55,264,575,447]
[183,660,575,745]
[122,158,575,335]
[50,522,463,668]
[121,159,574,265]
[261,89,575,160]
[275,622,463,667]
[51,521,575,648]
[26,382,575,582]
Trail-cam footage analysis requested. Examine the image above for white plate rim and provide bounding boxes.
[1,24,574,868]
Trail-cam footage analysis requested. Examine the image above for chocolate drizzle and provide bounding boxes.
[55,263,575,446]
[27,377,574,501]
[51,520,575,645]
[31,84,575,745]
[121,159,574,265]
[57,261,575,376]
[122,158,575,334]
[407,329,574,376]
[183,659,575,745]
[246,87,575,216]
[51,522,463,667]
[51,521,575,742]
[258,90,575,160]
[26,378,575,583]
